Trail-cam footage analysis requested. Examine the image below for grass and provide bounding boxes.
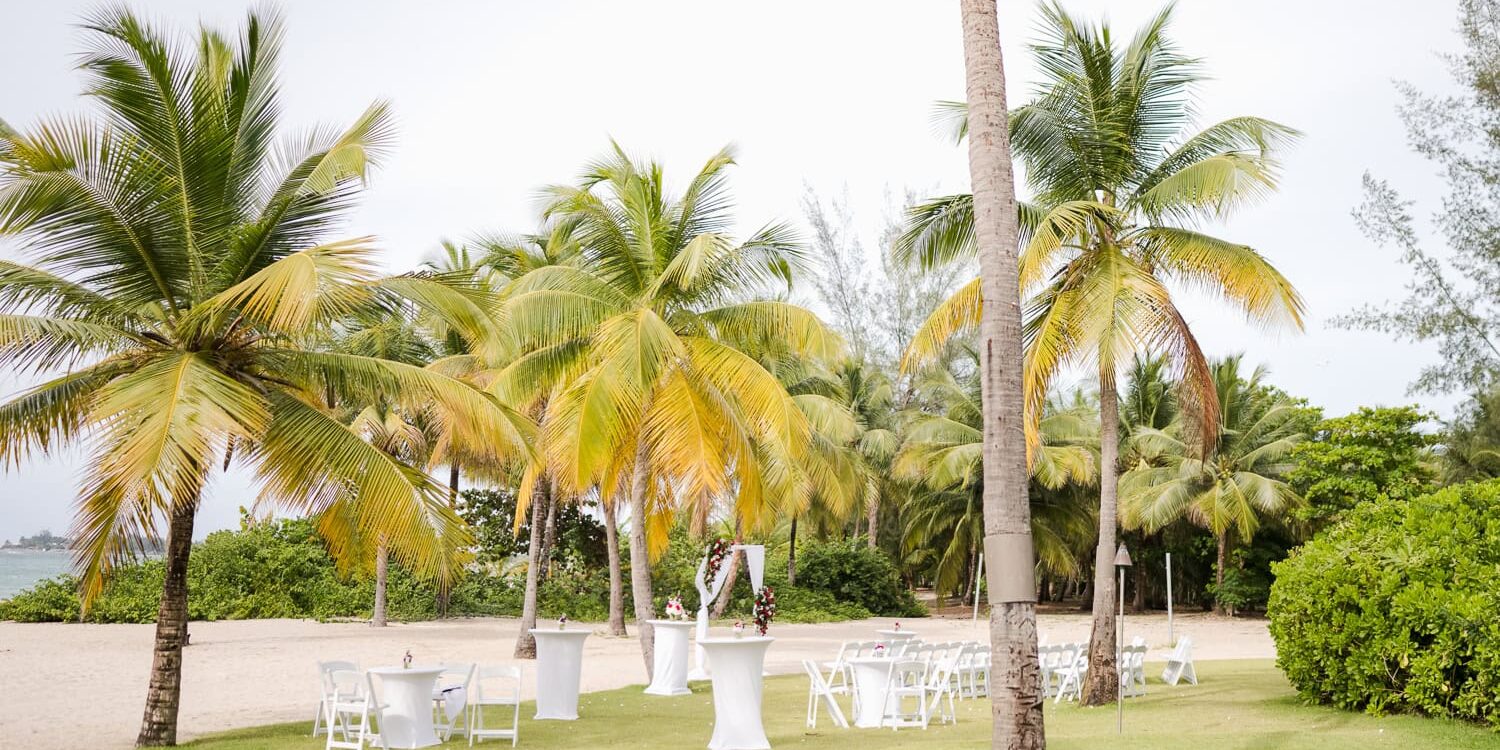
[184,660,1495,749]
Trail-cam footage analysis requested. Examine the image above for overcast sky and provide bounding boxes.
[0,0,1467,542]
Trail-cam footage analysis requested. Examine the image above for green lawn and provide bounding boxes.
[184,660,1494,749]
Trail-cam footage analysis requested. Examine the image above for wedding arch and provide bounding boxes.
[688,543,764,680]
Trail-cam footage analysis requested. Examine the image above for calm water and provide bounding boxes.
[0,549,71,600]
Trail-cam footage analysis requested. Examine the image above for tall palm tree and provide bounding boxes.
[502,144,836,674]
[1120,355,1306,614]
[954,0,1042,744]
[0,9,530,744]
[903,3,1305,705]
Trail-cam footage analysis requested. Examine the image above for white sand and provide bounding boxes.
[0,612,1273,749]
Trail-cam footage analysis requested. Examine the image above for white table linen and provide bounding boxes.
[699,637,773,750]
[529,628,590,720]
[845,656,897,729]
[367,666,444,748]
[645,619,694,696]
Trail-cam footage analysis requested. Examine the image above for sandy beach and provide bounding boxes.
[0,612,1274,749]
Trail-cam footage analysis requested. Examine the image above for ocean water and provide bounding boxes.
[0,549,72,600]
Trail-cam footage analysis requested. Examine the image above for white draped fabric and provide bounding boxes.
[367,666,444,748]
[691,544,765,679]
[644,620,694,696]
[700,637,773,750]
[529,629,590,720]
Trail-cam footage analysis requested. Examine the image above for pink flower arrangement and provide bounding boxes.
[732,620,746,638]
[557,614,568,630]
[873,643,887,657]
[665,595,686,620]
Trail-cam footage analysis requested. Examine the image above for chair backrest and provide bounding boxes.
[1172,636,1193,661]
[438,663,476,689]
[832,641,855,663]
[802,659,833,693]
[1129,635,1146,648]
[927,646,966,689]
[328,669,367,701]
[475,665,522,703]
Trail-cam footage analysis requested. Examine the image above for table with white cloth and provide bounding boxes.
[844,656,899,729]
[699,637,773,750]
[367,666,445,748]
[644,619,695,696]
[529,628,590,720]
[875,629,916,644]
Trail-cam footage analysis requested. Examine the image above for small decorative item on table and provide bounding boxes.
[558,614,569,630]
[665,594,686,620]
[402,649,413,669]
[732,620,745,639]
[752,586,776,636]
[893,621,901,632]
[873,643,886,657]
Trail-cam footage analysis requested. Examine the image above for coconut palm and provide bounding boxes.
[900,3,1305,704]
[953,0,1040,741]
[896,365,1097,594]
[0,8,531,744]
[1120,355,1307,613]
[501,143,836,674]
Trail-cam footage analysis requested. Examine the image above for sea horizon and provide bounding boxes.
[0,548,72,600]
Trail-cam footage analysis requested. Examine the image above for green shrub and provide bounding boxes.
[1268,481,1500,727]
[787,539,924,618]
[0,576,82,622]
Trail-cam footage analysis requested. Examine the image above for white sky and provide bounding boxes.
[0,0,1465,541]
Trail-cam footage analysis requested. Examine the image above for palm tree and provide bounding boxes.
[0,9,530,744]
[1120,355,1307,614]
[896,365,1097,596]
[902,3,1305,705]
[502,143,836,674]
[954,0,1042,744]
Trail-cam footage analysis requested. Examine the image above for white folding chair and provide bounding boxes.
[433,663,476,740]
[883,659,932,730]
[1119,646,1147,697]
[801,659,849,729]
[965,645,991,698]
[313,660,360,737]
[1052,644,1088,704]
[468,665,522,746]
[324,670,386,750]
[1161,636,1198,686]
[926,647,965,724]
[823,641,856,696]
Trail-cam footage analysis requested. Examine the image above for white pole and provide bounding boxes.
[1166,552,1174,645]
[972,552,985,624]
[1117,565,1125,733]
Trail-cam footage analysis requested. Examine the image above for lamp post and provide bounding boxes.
[1114,543,1133,734]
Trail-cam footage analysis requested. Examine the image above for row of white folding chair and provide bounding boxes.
[824,640,878,696]
[323,669,386,750]
[886,645,969,730]
[313,662,520,749]
[954,645,991,698]
[1043,643,1089,703]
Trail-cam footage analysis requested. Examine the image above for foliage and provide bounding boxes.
[1288,406,1435,529]
[456,488,605,570]
[1336,0,1500,396]
[790,538,924,617]
[1269,482,1500,726]
[1441,387,1500,483]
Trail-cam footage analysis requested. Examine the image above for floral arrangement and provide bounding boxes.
[752,586,777,636]
[402,650,413,669]
[873,643,886,657]
[732,620,746,638]
[703,538,732,585]
[665,595,686,620]
[558,614,568,630]
[893,621,901,632]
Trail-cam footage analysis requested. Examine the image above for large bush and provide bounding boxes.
[1268,482,1500,726]
[791,539,924,618]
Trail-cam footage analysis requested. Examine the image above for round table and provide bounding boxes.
[699,637,773,750]
[844,656,897,729]
[529,628,590,720]
[875,629,915,643]
[367,666,444,748]
[644,619,694,696]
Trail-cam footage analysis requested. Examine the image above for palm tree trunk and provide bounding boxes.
[960,0,1046,745]
[371,541,389,628]
[602,499,628,636]
[514,478,550,659]
[787,516,798,586]
[1214,530,1229,616]
[437,463,460,618]
[865,492,879,549]
[628,442,656,677]
[1082,372,1121,706]
[711,519,744,619]
[135,499,197,746]
[539,492,559,582]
